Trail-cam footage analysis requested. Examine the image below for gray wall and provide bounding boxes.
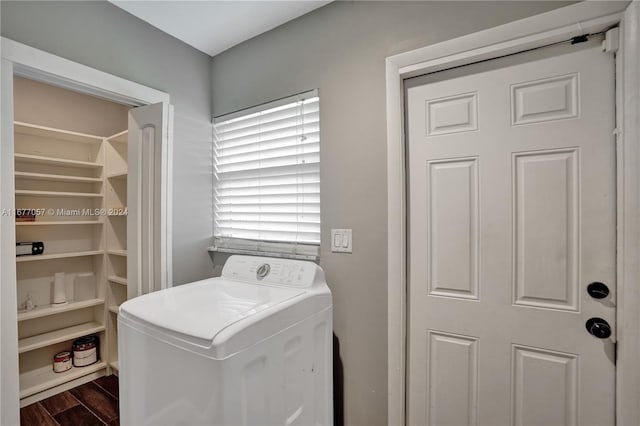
[1,0,214,286]
[211,2,572,424]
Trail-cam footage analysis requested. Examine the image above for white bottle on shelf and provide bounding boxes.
[52,272,67,306]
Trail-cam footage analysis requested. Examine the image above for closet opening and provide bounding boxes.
[13,76,130,406]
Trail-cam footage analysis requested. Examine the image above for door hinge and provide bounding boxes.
[613,128,622,145]
[603,27,620,53]
[614,341,618,365]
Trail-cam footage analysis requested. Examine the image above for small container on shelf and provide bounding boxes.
[23,293,35,312]
[72,335,98,367]
[16,241,44,256]
[53,351,72,373]
[16,209,36,222]
[74,272,96,300]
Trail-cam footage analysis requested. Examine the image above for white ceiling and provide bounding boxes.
[110,1,331,57]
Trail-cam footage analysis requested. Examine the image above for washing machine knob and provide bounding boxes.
[257,263,271,279]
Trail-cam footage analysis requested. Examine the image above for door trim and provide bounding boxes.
[0,38,174,425]
[385,2,640,425]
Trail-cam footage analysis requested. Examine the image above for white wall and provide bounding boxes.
[211,2,574,424]
[1,0,214,286]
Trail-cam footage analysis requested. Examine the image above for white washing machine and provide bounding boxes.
[118,255,333,425]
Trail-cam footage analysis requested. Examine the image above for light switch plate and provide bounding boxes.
[331,229,352,253]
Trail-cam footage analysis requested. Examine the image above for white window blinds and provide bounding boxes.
[213,90,320,259]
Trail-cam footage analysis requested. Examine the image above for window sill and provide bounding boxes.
[207,246,319,262]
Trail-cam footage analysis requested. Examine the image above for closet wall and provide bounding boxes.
[14,77,128,135]
[14,77,129,406]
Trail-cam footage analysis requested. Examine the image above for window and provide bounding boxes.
[213,90,320,260]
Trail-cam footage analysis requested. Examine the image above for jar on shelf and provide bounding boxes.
[72,335,98,367]
[53,351,72,373]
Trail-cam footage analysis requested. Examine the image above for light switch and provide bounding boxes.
[331,229,352,253]
[333,233,342,248]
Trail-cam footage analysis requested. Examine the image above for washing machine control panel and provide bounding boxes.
[222,256,319,288]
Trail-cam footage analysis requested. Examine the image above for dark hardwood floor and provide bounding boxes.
[21,375,119,426]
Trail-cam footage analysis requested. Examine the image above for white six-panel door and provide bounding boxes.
[407,39,616,426]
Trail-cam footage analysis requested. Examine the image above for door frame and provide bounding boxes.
[385,2,640,425]
[0,37,174,425]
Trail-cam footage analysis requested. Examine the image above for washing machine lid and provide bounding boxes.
[120,278,305,344]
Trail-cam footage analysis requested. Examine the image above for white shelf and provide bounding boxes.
[18,321,105,354]
[14,122,103,144]
[108,212,127,218]
[13,120,127,404]
[15,153,103,169]
[16,250,103,263]
[107,171,127,180]
[15,172,102,184]
[108,276,127,286]
[16,221,103,226]
[18,299,105,322]
[20,361,107,399]
[15,190,103,198]
[107,130,128,144]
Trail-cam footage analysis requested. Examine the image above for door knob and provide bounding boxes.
[586,317,612,339]
[587,282,610,299]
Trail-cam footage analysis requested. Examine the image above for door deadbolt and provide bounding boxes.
[586,317,612,339]
[587,282,610,299]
